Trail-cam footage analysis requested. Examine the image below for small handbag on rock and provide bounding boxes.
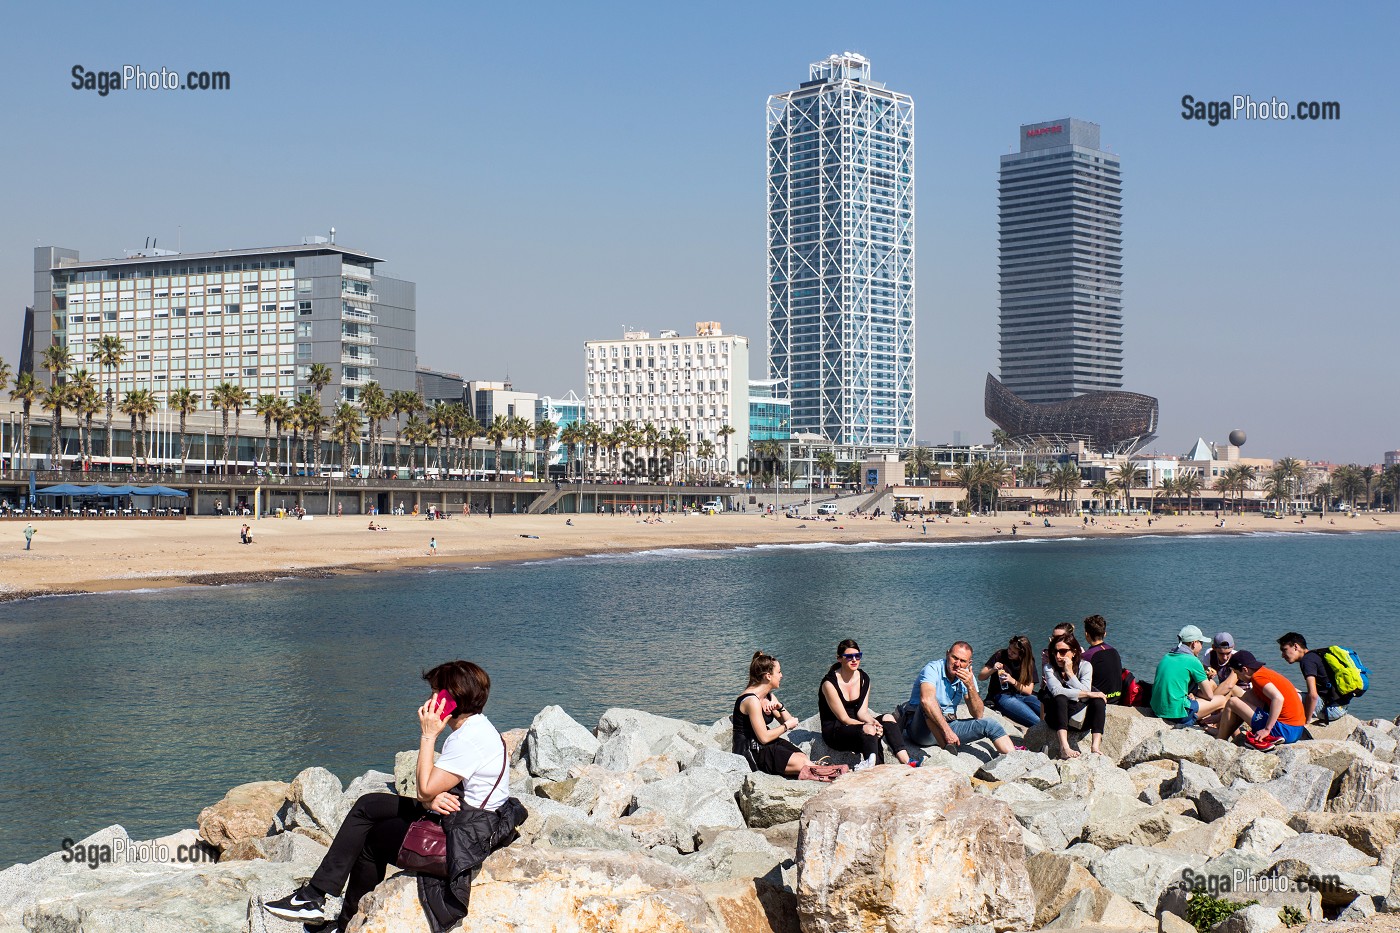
[396,735,509,877]
[798,761,850,783]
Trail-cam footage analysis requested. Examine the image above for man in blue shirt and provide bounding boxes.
[903,641,1014,756]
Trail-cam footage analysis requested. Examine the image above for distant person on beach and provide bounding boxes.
[732,651,813,777]
[818,640,915,770]
[902,642,1015,758]
[1278,632,1351,724]
[1213,650,1306,749]
[1080,615,1124,704]
[428,537,437,557]
[1043,633,1108,758]
[23,523,35,550]
[1150,625,1227,727]
[979,635,1042,727]
[263,661,524,930]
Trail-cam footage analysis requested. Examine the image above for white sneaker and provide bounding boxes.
[853,755,876,772]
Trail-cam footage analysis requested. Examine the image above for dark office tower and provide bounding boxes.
[998,119,1122,403]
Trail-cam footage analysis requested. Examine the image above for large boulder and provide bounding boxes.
[1289,812,1400,858]
[698,877,800,933]
[394,749,438,798]
[1006,797,1091,851]
[1081,793,1184,850]
[1028,851,1104,928]
[1235,817,1298,856]
[616,809,701,853]
[344,769,396,803]
[595,730,653,773]
[975,749,1060,788]
[1257,761,1334,813]
[796,766,1034,933]
[1353,725,1399,763]
[283,766,350,837]
[737,772,826,829]
[1050,754,1140,803]
[1086,844,1207,914]
[1045,886,1155,930]
[1121,729,1239,774]
[1269,833,1377,872]
[1166,760,1224,801]
[562,764,644,820]
[596,707,710,756]
[347,847,725,933]
[525,706,602,781]
[632,768,746,833]
[196,780,290,854]
[1155,787,1291,859]
[673,828,794,888]
[1332,758,1400,812]
[1127,760,1179,804]
[1210,903,1282,933]
[685,747,752,777]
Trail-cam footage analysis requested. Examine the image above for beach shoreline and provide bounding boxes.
[1,510,1395,603]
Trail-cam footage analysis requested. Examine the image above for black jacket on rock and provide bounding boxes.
[416,797,529,933]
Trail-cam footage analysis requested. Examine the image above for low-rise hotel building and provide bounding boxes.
[26,238,416,409]
[584,322,749,471]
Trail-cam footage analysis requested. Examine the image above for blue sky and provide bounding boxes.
[2,1,1395,462]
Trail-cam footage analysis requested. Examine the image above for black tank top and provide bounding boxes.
[817,668,869,728]
[731,692,776,755]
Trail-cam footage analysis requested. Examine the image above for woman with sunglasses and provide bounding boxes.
[978,635,1043,728]
[732,651,813,777]
[817,639,914,770]
[1043,633,1109,758]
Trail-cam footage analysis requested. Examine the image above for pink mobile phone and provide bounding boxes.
[434,690,457,719]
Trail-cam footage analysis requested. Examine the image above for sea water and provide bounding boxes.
[1,531,1396,866]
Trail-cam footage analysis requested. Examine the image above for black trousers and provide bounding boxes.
[821,713,909,763]
[311,792,426,922]
[1045,694,1107,734]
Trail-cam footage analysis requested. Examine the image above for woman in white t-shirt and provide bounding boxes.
[264,661,508,931]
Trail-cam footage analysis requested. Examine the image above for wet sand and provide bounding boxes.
[1,510,1395,601]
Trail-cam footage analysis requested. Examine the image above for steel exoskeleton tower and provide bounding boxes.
[766,53,915,449]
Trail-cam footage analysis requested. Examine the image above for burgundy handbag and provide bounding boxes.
[397,735,509,877]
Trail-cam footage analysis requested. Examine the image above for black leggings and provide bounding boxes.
[310,792,425,922]
[1045,694,1107,734]
[821,713,909,763]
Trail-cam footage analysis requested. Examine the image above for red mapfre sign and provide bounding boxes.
[1026,125,1064,137]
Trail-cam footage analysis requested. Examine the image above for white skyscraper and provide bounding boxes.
[766,52,915,448]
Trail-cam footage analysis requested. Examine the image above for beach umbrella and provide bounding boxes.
[83,484,126,497]
[141,485,189,498]
[104,485,138,496]
[36,484,88,496]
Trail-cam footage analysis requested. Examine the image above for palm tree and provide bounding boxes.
[558,423,585,481]
[815,451,837,489]
[303,405,329,476]
[134,390,158,470]
[1154,476,1178,514]
[10,372,40,470]
[306,362,333,406]
[332,401,361,477]
[535,419,559,481]
[1331,464,1366,510]
[425,403,451,472]
[208,382,238,475]
[642,423,663,481]
[362,383,391,478]
[508,416,533,480]
[1177,471,1204,513]
[990,429,1015,450]
[486,415,510,480]
[95,336,125,464]
[1228,464,1258,514]
[1111,461,1146,513]
[403,415,428,472]
[1090,479,1119,513]
[268,397,292,476]
[1381,465,1400,513]
[118,390,141,469]
[388,390,423,473]
[67,369,98,469]
[1045,462,1085,515]
[168,387,201,473]
[255,394,281,470]
[904,446,934,486]
[42,383,70,471]
[1017,463,1042,489]
[717,424,736,475]
[292,393,320,475]
[1261,473,1291,514]
[583,423,603,481]
[696,439,717,483]
[0,356,9,397]
[1212,474,1234,513]
[1360,466,1377,511]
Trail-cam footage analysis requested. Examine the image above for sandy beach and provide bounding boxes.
[1,509,1396,601]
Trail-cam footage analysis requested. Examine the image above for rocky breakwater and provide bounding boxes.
[6,704,1400,932]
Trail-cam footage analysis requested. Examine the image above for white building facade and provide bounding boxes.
[584,322,750,474]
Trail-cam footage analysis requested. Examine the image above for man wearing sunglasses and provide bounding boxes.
[903,642,1015,757]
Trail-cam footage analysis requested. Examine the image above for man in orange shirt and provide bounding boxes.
[1215,650,1306,750]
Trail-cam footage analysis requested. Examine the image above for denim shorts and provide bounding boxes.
[1162,698,1199,728]
[1252,708,1304,744]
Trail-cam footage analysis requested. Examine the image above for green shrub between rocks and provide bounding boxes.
[1279,905,1306,928]
[1186,893,1259,932]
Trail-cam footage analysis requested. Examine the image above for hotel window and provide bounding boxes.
[299,301,312,314]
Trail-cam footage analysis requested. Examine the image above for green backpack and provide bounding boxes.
[1319,646,1370,700]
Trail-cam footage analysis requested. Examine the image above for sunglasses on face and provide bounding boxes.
[842,652,862,660]
[1054,648,1073,656]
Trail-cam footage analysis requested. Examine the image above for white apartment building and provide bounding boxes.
[584,322,749,473]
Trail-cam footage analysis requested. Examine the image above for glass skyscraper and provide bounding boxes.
[998,118,1123,404]
[766,53,915,449]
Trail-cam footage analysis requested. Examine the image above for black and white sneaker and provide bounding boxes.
[262,883,328,923]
